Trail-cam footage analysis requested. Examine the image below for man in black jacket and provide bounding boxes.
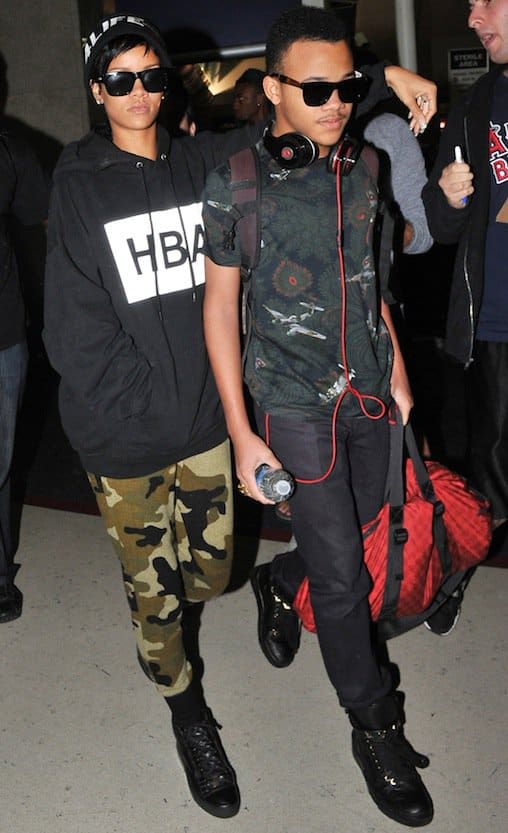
[423,2,508,533]
[0,130,49,622]
[423,0,508,635]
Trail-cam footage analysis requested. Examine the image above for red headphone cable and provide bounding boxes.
[264,153,387,485]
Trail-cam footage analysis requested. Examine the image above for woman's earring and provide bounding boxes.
[96,99,103,105]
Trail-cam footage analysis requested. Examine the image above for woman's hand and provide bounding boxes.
[384,65,437,136]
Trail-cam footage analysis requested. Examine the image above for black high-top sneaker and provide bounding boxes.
[250,562,301,668]
[0,583,22,623]
[349,696,434,827]
[173,707,240,818]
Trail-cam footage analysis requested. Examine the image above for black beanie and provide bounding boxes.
[83,14,172,81]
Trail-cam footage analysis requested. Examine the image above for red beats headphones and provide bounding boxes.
[263,123,362,175]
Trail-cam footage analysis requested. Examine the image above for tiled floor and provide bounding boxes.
[1,504,506,833]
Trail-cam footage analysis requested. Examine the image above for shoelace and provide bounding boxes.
[178,718,232,792]
[362,723,429,786]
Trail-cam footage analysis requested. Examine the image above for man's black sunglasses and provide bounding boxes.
[97,67,169,96]
[270,71,371,106]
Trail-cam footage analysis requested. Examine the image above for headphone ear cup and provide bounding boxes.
[327,136,363,176]
[263,128,319,169]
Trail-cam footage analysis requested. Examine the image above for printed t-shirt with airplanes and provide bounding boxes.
[203,142,392,417]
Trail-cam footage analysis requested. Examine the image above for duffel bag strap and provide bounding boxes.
[380,413,452,620]
[404,422,452,579]
[381,414,407,618]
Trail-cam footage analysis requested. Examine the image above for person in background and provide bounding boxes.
[159,73,197,136]
[203,7,434,827]
[232,68,271,125]
[0,129,49,623]
[423,0,508,630]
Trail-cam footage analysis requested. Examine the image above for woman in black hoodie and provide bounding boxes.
[44,15,248,819]
[43,13,437,821]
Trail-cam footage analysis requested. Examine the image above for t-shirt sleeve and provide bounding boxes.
[202,164,243,268]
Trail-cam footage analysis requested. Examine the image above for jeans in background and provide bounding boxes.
[0,340,28,586]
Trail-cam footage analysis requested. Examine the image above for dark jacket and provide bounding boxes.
[422,64,505,366]
[43,124,260,477]
[0,130,49,350]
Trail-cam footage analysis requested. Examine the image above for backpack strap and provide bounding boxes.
[362,145,392,294]
[228,146,262,343]
[360,143,403,305]
[360,142,379,182]
[229,146,262,279]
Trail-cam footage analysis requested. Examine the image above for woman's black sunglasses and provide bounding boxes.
[270,71,371,107]
[97,67,169,96]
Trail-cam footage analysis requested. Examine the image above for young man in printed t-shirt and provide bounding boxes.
[203,6,434,828]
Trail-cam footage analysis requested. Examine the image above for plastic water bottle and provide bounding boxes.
[255,464,295,503]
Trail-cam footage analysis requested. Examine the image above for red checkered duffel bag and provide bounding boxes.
[293,418,492,638]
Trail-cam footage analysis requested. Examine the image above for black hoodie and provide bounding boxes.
[43,65,390,478]
[44,124,261,477]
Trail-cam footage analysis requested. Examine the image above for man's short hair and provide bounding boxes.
[265,7,349,74]
[235,68,266,92]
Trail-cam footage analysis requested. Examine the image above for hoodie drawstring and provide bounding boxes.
[136,158,179,381]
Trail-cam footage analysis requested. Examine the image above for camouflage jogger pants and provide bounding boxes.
[87,439,233,697]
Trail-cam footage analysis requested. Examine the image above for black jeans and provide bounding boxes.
[259,408,391,710]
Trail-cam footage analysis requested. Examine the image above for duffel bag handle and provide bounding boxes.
[379,409,452,620]
[385,409,439,507]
